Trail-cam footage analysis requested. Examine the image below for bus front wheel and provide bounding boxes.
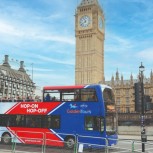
[1,133,11,144]
[65,137,75,149]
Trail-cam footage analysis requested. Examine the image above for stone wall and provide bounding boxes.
[118,126,153,135]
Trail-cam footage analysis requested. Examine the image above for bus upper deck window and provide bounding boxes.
[81,89,97,102]
[45,93,51,102]
[43,90,60,102]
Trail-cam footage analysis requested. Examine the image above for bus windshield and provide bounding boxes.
[106,114,117,135]
[103,88,117,135]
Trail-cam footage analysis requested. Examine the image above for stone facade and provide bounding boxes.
[105,69,153,113]
[75,0,105,85]
[0,55,35,100]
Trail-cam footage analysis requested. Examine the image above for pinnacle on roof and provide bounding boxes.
[18,61,26,73]
[2,55,11,68]
[79,0,99,6]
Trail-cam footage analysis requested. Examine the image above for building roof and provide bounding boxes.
[0,65,32,83]
[0,55,32,83]
[105,77,151,87]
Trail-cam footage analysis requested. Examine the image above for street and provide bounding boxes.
[0,135,153,153]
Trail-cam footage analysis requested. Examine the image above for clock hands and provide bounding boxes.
[80,15,90,27]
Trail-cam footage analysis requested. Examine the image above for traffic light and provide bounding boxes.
[144,95,153,111]
[134,82,142,112]
[134,82,153,112]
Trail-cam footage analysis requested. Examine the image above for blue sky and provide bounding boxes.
[0,0,153,87]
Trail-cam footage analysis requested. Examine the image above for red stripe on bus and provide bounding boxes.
[43,85,84,90]
[8,127,64,146]
[5,102,61,115]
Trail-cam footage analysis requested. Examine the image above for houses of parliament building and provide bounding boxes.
[75,0,153,115]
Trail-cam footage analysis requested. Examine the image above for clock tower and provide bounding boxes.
[75,0,105,85]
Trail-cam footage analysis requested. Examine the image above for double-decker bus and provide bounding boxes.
[0,84,117,148]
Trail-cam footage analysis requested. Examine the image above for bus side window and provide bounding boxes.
[85,116,103,131]
[87,93,97,101]
[26,116,37,128]
[52,116,60,129]
[16,115,25,127]
[43,116,60,129]
[0,115,8,126]
[85,116,94,130]
[44,93,51,102]
[46,116,52,128]
[101,118,104,132]
[7,115,17,127]
[93,117,101,131]
[81,89,97,102]
[43,90,61,102]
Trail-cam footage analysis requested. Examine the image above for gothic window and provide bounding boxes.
[145,88,149,95]
[116,89,120,95]
[116,98,120,105]
[126,107,130,113]
[81,39,85,51]
[125,89,129,96]
[126,97,129,104]
[117,107,120,113]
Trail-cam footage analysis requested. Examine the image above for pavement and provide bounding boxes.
[118,134,153,141]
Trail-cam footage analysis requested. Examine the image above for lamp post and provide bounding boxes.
[139,62,146,152]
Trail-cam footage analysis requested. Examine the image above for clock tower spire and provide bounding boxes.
[75,0,105,85]
[79,0,99,6]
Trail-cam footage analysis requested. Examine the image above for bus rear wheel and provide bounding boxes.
[2,133,11,144]
[65,137,75,149]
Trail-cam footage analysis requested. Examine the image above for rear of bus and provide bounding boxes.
[101,85,118,146]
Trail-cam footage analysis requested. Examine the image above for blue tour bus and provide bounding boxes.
[0,84,117,149]
[43,84,118,148]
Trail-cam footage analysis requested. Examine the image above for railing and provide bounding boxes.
[0,132,153,153]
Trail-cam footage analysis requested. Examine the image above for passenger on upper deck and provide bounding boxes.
[45,93,51,102]
[88,93,97,101]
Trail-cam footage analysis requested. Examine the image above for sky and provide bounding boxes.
[0,0,153,87]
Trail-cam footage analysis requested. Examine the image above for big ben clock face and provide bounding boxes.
[80,15,91,28]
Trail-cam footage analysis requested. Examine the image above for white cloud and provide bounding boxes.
[0,19,75,45]
[137,48,153,60]
[0,20,23,36]
[34,34,75,45]
[34,72,74,86]
[105,32,133,53]
[37,55,74,65]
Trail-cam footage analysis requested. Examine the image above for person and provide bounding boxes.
[88,93,97,101]
[74,94,80,101]
[45,93,51,102]
[52,96,56,101]
[31,119,36,127]
[26,118,36,127]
